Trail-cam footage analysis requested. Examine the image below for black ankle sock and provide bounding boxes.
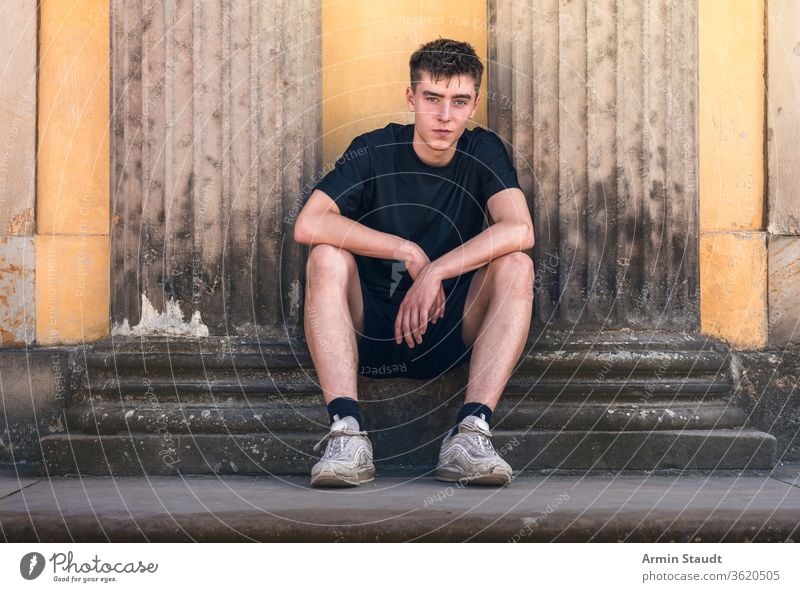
[327,396,363,430]
[451,403,493,436]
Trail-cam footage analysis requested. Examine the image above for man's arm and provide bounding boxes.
[294,188,422,263]
[393,187,534,347]
[429,187,534,281]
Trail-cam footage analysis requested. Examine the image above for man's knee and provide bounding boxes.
[489,251,534,296]
[306,244,356,285]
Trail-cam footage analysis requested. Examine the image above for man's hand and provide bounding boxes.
[402,242,445,323]
[395,259,445,348]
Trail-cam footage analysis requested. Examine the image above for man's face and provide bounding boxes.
[406,71,480,152]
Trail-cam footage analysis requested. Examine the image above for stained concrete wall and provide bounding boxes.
[0,0,37,347]
[0,350,71,471]
[767,1,800,346]
[0,1,103,469]
[0,0,40,469]
[734,345,800,462]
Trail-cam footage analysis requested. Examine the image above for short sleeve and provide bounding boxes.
[477,131,521,201]
[312,136,372,219]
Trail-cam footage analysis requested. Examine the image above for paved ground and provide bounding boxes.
[1,465,799,542]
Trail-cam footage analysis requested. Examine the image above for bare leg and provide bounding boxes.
[303,244,364,404]
[460,251,534,409]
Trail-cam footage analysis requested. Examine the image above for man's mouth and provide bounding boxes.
[433,129,452,135]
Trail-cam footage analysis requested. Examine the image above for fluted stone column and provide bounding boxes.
[489,0,699,333]
[111,0,321,337]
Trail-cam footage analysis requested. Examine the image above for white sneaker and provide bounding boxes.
[310,415,375,487]
[435,414,512,486]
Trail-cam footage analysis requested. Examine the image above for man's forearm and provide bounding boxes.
[295,210,418,262]
[429,221,533,281]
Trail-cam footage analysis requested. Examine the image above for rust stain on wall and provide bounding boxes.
[0,327,25,347]
[0,236,35,346]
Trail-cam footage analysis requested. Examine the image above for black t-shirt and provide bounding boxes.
[311,122,521,300]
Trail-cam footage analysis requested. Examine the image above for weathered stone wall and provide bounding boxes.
[733,346,800,462]
[0,350,72,472]
[0,0,36,347]
[767,1,800,346]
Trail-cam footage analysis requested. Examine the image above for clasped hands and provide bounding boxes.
[393,243,446,348]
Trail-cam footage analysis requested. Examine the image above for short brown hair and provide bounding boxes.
[409,38,483,93]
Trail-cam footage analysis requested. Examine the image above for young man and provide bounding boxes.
[293,38,534,487]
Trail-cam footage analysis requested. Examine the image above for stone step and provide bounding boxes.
[82,339,729,377]
[40,332,773,475]
[87,330,723,356]
[39,428,777,476]
[499,429,777,471]
[63,398,747,435]
[64,402,328,434]
[75,374,731,401]
[4,470,800,542]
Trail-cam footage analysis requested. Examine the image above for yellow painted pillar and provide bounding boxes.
[699,0,767,348]
[36,0,110,344]
[322,0,488,163]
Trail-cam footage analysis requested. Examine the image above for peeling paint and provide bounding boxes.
[112,293,210,337]
[47,416,64,433]
[7,208,34,235]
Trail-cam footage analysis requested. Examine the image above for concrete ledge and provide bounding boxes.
[0,348,72,468]
[1,468,799,542]
[39,428,777,476]
[734,347,800,462]
[500,429,777,471]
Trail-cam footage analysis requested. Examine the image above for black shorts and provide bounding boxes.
[356,271,477,380]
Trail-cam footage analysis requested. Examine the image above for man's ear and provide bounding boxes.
[406,85,416,112]
[470,91,480,119]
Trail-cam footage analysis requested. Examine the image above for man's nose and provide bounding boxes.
[438,103,451,121]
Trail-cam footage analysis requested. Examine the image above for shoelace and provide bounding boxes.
[475,432,496,454]
[460,421,497,454]
[313,426,368,453]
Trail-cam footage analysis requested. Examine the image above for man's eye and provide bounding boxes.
[426,97,438,102]
[455,100,467,106]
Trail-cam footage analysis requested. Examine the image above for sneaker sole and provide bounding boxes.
[310,466,375,488]
[435,466,512,486]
